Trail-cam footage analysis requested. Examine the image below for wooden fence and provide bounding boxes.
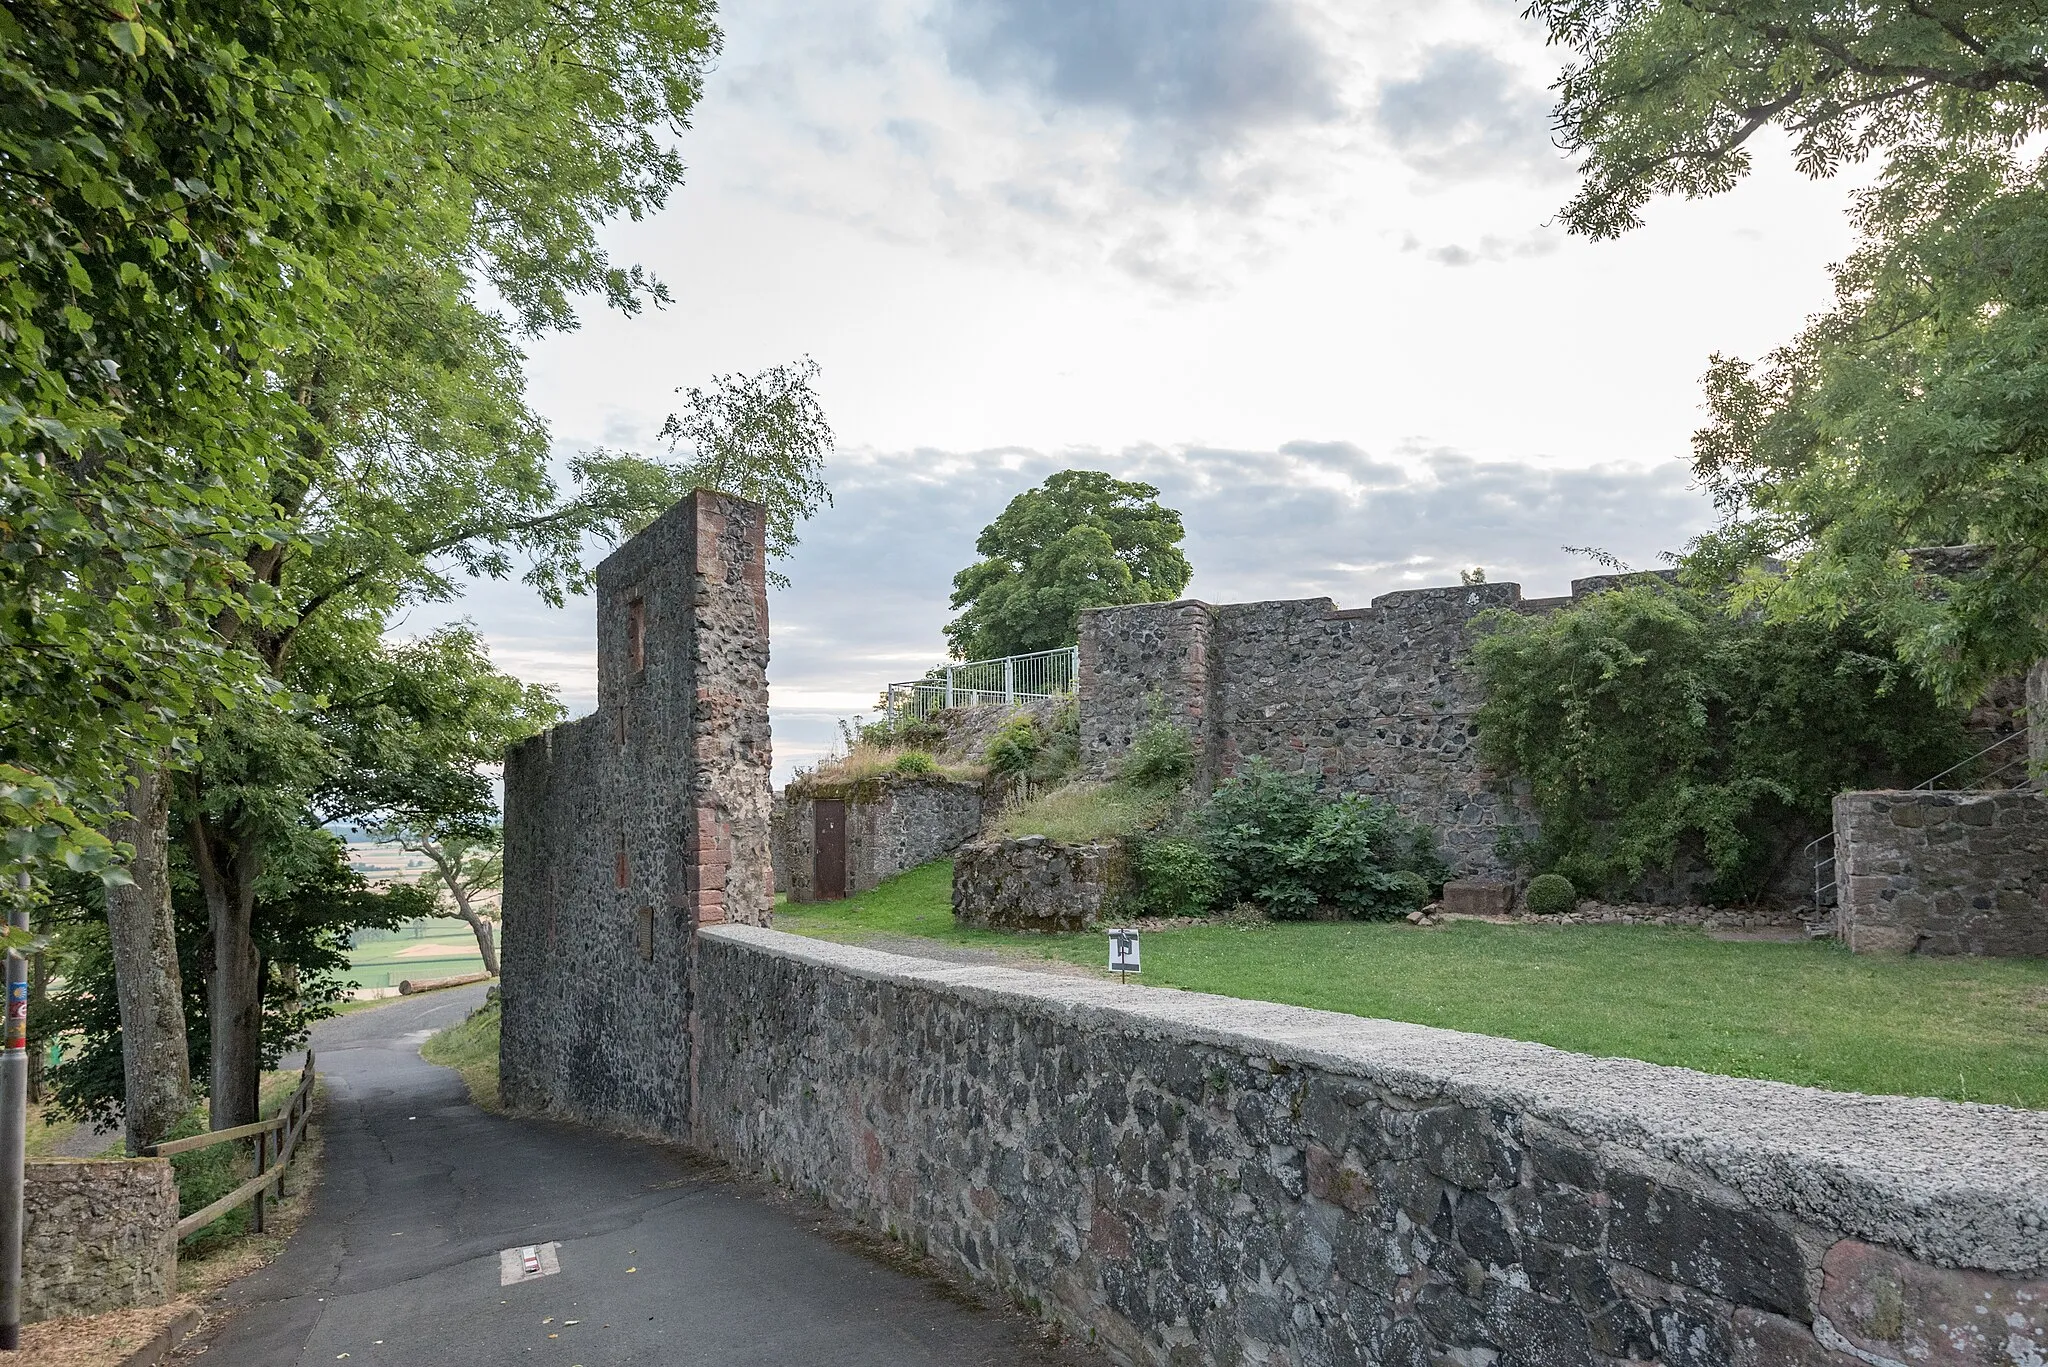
[144,1052,317,1238]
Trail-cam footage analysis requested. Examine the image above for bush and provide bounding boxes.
[1200,763,1447,920]
[1524,873,1578,915]
[1388,870,1431,910]
[1472,580,1969,900]
[1117,719,1196,790]
[1136,838,1224,917]
[984,714,1043,776]
[892,750,937,775]
[899,720,948,750]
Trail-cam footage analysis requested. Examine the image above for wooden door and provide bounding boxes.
[813,799,847,900]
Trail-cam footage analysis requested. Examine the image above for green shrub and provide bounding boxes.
[1136,838,1224,917]
[984,714,1043,776]
[1472,580,1969,900]
[1388,870,1431,910]
[892,750,938,775]
[899,720,948,750]
[1524,873,1578,915]
[1117,719,1195,790]
[1200,763,1447,920]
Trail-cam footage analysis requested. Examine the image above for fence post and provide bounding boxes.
[1070,645,1080,691]
[1004,657,1015,706]
[252,1129,268,1234]
[945,666,955,709]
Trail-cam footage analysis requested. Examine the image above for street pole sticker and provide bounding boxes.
[1107,928,1140,979]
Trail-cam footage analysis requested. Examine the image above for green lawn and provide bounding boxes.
[775,860,2048,1109]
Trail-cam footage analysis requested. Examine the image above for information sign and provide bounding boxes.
[1107,928,1140,978]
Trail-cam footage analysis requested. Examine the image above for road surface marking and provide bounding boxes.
[499,1241,562,1285]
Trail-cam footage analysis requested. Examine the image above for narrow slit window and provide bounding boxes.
[628,598,646,673]
[635,905,654,961]
[614,832,628,889]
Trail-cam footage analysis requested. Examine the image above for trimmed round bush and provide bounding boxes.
[1524,873,1578,915]
[892,750,938,775]
[1387,870,1430,911]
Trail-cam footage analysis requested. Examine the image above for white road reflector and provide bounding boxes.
[499,1242,562,1286]
[1107,928,1140,976]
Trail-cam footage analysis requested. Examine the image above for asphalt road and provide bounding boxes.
[197,986,1090,1367]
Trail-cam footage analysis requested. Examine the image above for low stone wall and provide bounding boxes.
[1835,789,2048,955]
[951,836,1129,931]
[24,1158,178,1322]
[784,776,984,902]
[694,926,2047,1367]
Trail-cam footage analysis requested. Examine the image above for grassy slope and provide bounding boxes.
[421,997,500,1110]
[776,860,2048,1109]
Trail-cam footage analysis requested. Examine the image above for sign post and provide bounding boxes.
[0,872,26,1350]
[1107,928,1140,984]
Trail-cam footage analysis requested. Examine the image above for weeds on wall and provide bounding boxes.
[1472,579,1973,901]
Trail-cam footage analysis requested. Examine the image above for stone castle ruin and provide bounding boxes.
[499,491,773,1133]
[499,495,2045,1365]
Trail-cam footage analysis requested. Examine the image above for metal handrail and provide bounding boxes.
[883,646,1081,720]
[145,1050,316,1239]
[1809,730,2039,916]
[1913,730,2032,791]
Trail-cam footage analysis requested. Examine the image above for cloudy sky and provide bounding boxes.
[406,0,1866,780]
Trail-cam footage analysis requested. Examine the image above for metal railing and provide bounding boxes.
[145,1051,316,1239]
[1807,731,2038,917]
[883,646,1080,720]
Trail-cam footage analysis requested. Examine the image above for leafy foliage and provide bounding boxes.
[983,715,1042,776]
[946,470,1191,659]
[1472,581,1969,899]
[1530,1,2048,696]
[1116,718,1197,792]
[892,751,937,775]
[1134,838,1224,917]
[41,837,431,1128]
[1195,764,1447,921]
[1524,873,1578,916]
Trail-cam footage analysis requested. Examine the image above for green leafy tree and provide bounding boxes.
[395,832,505,975]
[1471,580,1969,899]
[1530,0,2048,697]
[575,357,836,588]
[946,470,1192,660]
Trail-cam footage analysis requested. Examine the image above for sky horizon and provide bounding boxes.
[400,0,1868,782]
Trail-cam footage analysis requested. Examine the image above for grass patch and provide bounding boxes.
[422,996,501,1110]
[776,860,2048,1108]
[993,781,1169,843]
[170,1069,310,1254]
[803,741,984,786]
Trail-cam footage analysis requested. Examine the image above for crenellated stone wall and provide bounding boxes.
[24,1158,178,1322]
[692,926,2048,1367]
[1079,582,1600,881]
[499,490,773,1137]
[1834,789,2048,956]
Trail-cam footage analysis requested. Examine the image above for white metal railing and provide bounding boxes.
[883,646,1080,720]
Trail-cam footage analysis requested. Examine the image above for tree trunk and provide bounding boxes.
[104,761,192,1152]
[190,813,262,1130]
[448,889,500,976]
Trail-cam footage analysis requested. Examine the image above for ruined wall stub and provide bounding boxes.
[499,490,772,1137]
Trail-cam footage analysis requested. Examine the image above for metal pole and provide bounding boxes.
[944,666,955,709]
[0,871,28,1350]
[1004,657,1014,707]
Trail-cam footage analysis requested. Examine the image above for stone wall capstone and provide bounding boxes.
[499,490,773,1136]
[951,836,1130,931]
[783,776,983,902]
[692,926,2048,1367]
[24,1158,178,1322]
[1834,789,2048,956]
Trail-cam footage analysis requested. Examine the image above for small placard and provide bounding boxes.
[1107,928,1140,975]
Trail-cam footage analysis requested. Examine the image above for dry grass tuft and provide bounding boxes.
[993,781,1169,844]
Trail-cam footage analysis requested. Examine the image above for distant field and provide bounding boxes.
[348,916,489,989]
